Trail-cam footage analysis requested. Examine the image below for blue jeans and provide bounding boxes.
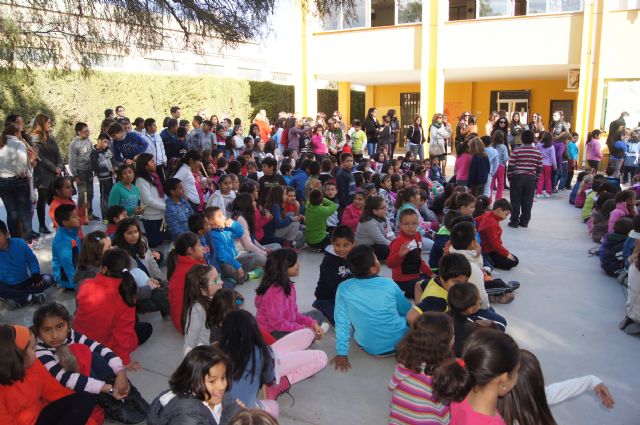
[366,142,377,157]
[476,307,507,329]
[558,161,569,190]
[0,177,33,241]
[408,143,424,161]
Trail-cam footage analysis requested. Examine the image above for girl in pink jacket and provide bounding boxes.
[608,190,637,233]
[255,248,328,339]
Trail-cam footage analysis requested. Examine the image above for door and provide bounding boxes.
[549,100,574,129]
[400,92,420,142]
[491,90,530,123]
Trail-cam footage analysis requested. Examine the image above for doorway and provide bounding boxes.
[400,92,420,140]
[549,100,574,129]
[490,90,531,123]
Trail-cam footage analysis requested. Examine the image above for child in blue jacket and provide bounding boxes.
[208,207,247,285]
[0,220,54,307]
[52,204,82,289]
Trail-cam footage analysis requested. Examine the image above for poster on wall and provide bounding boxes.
[603,80,640,132]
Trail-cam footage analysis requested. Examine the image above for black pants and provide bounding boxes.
[0,176,33,240]
[389,140,397,159]
[98,177,114,220]
[622,166,638,184]
[372,243,390,261]
[134,320,153,345]
[35,392,95,425]
[0,275,54,305]
[488,252,519,270]
[75,171,95,215]
[509,174,536,226]
[588,160,600,171]
[36,187,49,229]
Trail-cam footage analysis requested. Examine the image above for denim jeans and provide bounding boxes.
[408,143,424,161]
[366,142,377,157]
[0,275,54,305]
[0,176,33,240]
[557,160,569,190]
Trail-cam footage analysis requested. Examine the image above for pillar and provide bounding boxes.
[338,82,351,125]
[365,86,375,119]
[294,0,317,117]
[420,0,446,157]
[575,0,604,165]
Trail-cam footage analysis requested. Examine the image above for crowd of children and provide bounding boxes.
[0,106,629,425]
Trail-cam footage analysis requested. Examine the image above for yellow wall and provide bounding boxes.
[444,80,578,132]
[365,84,421,123]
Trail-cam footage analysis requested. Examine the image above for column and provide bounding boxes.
[574,0,603,165]
[338,82,351,125]
[365,85,375,116]
[420,0,446,157]
[294,0,317,117]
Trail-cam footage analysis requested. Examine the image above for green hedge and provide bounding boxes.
[248,81,294,124]
[317,89,365,122]
[0,70,253,157]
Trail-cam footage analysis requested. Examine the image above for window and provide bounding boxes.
[272,72,291,83]
[237,67,262,81]
[602,80,640,132]
[144,58,178,72]
[528,0,583,14]
[478,0,512,17]
[398,0,422,24]
[321,0,366,30]
[194,63,224,75]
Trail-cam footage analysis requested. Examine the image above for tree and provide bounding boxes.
[0,0,354,73]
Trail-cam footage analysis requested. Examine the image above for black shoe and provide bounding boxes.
[39,226,52,235]
[519,222,528,228]
[508,221,519,228]
[507,281,520,291]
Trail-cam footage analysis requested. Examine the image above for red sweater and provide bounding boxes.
[341,203,362,232]
[387,231,433,283]
[169,255,207,333]
[475,211,509,257]
[74,274,137,365]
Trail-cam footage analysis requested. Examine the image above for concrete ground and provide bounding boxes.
[1,181,639,424]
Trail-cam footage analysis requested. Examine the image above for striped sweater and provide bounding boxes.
[507,144,543,177]
[35,328,124,394]
[389,364,450,424]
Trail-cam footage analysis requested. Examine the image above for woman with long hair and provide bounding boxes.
[32,114,64,235]
[364,108,380,157]
[387,109,400,159]
[407,114,426,161]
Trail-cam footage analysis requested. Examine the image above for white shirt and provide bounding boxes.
[0,135,29,178]
[545,375,602,405]
[143,130,167,166]
[174,164,200,205]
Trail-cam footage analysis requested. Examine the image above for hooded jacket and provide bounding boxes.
[599,232,627,277]
[147,390,240,425]
[67,136,93,175]
[314,245,352,301]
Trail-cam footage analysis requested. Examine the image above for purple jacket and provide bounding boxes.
[553,141,566,167]
[536,143,557,169]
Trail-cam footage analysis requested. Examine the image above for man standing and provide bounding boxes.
[507,130,542,228]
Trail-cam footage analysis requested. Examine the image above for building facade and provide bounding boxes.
[294,0,640,160]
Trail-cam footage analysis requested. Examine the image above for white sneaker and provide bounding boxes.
[320,322,331,334]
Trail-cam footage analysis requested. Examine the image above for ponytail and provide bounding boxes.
[433,328,520,403]
[167,232,200,279]
[101,248,137,307]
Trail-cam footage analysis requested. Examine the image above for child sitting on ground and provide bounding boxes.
[305,189,338,252]
[570,171,587,205]
[323,181,340,234]
[312,226,354,326]
[600,217,633,277]
[182,264,222,355]
[341,190,366,232]
[107,165,144,217]
[255,249,328,339]
[387,209,433,299]
[388,312,454,424]
[105,205,127,238]
[475,199,519,270]
[52,205,82,289]
[623,215,640,270]
[620,239,640,335]
[589,195,615,244]
[428,210,460,271]
[189,212,218,271]
[608,189,637,233]
[581,178,605,222]
[448,282,506,357]
[449,221,509,325]
[0,219,54,309]
[604,165,622,192]
[407,253,471,325]
[332,245,411,372]
[355,195,393,261]
[165,177,194,241]
[284,185,301,216]
[208,207,247,286]
[575,174,594,209]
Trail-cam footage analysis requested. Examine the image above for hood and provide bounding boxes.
[449,246,484,268]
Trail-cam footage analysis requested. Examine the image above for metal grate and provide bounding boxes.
[400,92,421,140]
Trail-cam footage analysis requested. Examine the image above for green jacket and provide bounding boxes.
[107,181,141,216]
[304,198,338,244]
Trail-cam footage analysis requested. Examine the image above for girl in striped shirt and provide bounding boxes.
[389,312,454,424]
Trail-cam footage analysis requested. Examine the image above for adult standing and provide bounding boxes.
[428,113,449,164]
[528,112,545,140]
[509,112,525,148]
[441,114,453,174]
[607,130,628,178]
[485,112,498,137]
[287,119,312,160]
[32,114,63,235]
[455,112,471,154]
[0,123,36,242]
[254,110,271,143]
[387,109,400,159]
[549,110,570,138]
[406,115,426,161]
[607,112,629,147]
[364,108,380,158]
[333,111,347,132]
[507,130,542,229]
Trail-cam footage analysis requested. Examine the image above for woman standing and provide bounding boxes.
[377,115,392,156]
[550,110,571,137]
[406,115,426,161]
[441,114,453,174]
[528,112,545,139]
[428,113,449,166]
[509,112,525,147]
[387,109,400,159]
[364,108,380,158]
[455,112,471,153]
[32,114,63,235]
[0,123,36,242]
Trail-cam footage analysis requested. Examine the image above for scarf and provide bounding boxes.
[151,172,165,197]
[431,122,442,129]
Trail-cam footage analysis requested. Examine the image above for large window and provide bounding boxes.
[478,0,511,17]
[602,80,640,132]
[398,0,422,24]
[528,0,583,14]
[322,0,366,30]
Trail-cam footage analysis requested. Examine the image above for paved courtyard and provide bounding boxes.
[1,184,639,424]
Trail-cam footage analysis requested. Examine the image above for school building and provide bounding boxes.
[293,0,640,160]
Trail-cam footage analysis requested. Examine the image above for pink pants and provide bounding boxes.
[536,165,553,195]
[271,328,328,385]
[492,164,505,201]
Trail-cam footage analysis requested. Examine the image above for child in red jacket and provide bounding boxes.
[387,209,433,299]
[475,199,519,270]
[74,249,153,369]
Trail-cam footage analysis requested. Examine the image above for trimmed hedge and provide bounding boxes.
[317,88,365,122]
[0,70,252,157]
[249,81,294,124]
